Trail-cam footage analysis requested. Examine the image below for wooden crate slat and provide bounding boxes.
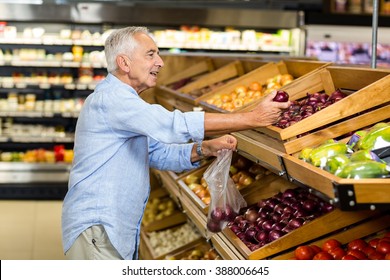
[272,214,390,260]
[179,60,244,94]
[162,58,215,86]
[224,209,376,260]
[282,103,390,154]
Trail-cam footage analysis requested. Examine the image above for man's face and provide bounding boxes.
[126,33,164,93]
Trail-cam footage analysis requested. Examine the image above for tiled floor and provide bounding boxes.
[0,200,65,260]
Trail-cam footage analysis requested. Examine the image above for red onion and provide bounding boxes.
[224,204,237,221]
[282,189,297,199]
[255,230,269,243]
[229,224,242,234]
[268,230,284,241]
[207,219,222,233]
[288,217,304,229]
[261,220,273,231]
[302,199,318,213]
[274,203,287,214]
[271,222,286,231]
[244,226,258,242]
[210,207,226,222]
[273,90,289,102]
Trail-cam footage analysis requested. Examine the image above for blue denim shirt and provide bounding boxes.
[62,74,204,259]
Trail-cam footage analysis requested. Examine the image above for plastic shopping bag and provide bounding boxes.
[204,149,247,234]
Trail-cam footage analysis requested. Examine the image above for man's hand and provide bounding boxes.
[202,134,237,158]
[191,135,237,162]
[250,90,291,127]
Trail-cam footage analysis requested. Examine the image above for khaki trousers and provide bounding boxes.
[65,225,123,260]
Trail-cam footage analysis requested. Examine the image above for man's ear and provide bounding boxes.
[116,55,130,72]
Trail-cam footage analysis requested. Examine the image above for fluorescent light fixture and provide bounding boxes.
[0,0,43,4]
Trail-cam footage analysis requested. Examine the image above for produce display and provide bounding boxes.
[142,196,177,226]
[183,155,268,205]
[187,80,228,98]
[165,243,221,260]
[204,73,293,112]
[147,223,201,257]
[294,231,390,260]
[274,89,347,129]
[299,122,390,179]
[227,187,334,252]
[0,145,73,163]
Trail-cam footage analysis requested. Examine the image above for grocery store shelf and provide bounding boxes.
[0,162,70,199]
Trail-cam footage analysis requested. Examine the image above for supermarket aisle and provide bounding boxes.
[0,200,65,260]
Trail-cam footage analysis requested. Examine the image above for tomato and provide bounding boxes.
[368,238,380,249]
[368,251,385,260]
[347,239,368,251]
[313,251,333,260]
[361,245,376,257]
[329,247,346,260]
[310,245,322,255]
[342,254,358,260]
[347,249,368,260]
[322,238,342,253]
[376,240,390,255]
[385,253,390,260]
[295,245,316,260]
[379,237,390,243]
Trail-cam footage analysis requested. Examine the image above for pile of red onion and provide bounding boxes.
[274,89,347,129]
[227,187,334,251]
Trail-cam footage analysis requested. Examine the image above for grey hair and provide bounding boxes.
[104,26,150,73]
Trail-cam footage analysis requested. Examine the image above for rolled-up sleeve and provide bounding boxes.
[148,139,199,172]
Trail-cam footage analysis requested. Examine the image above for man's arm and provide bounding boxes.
[204,91,290,136]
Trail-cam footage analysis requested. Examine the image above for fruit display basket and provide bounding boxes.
[221,180,379,260]
[176,152,270,215]
[140,223,203,260]
[282,119,390,211]
[142,187,187,232]
[157,60,246,108]
[240,66,390,155]
[197,60,330,113]
[232,131,288,177]
[155,57,215,111]
[164,239,222,260]
[271,213,390,260]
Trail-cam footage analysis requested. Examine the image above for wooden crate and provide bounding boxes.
[282,116,390,209]
[244,66,390,155]
[163,239,222,260]
[176,153,269,214]
[162,58,215,86]
[155,58,215,110]
[222,179,378,260]
[177,164,211,214]
[233,131,288,176]
[197,60,329,113]
[142,188,187,232]
[140,224,203,260]
[272,213,390,260]
[157,60,246,108]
